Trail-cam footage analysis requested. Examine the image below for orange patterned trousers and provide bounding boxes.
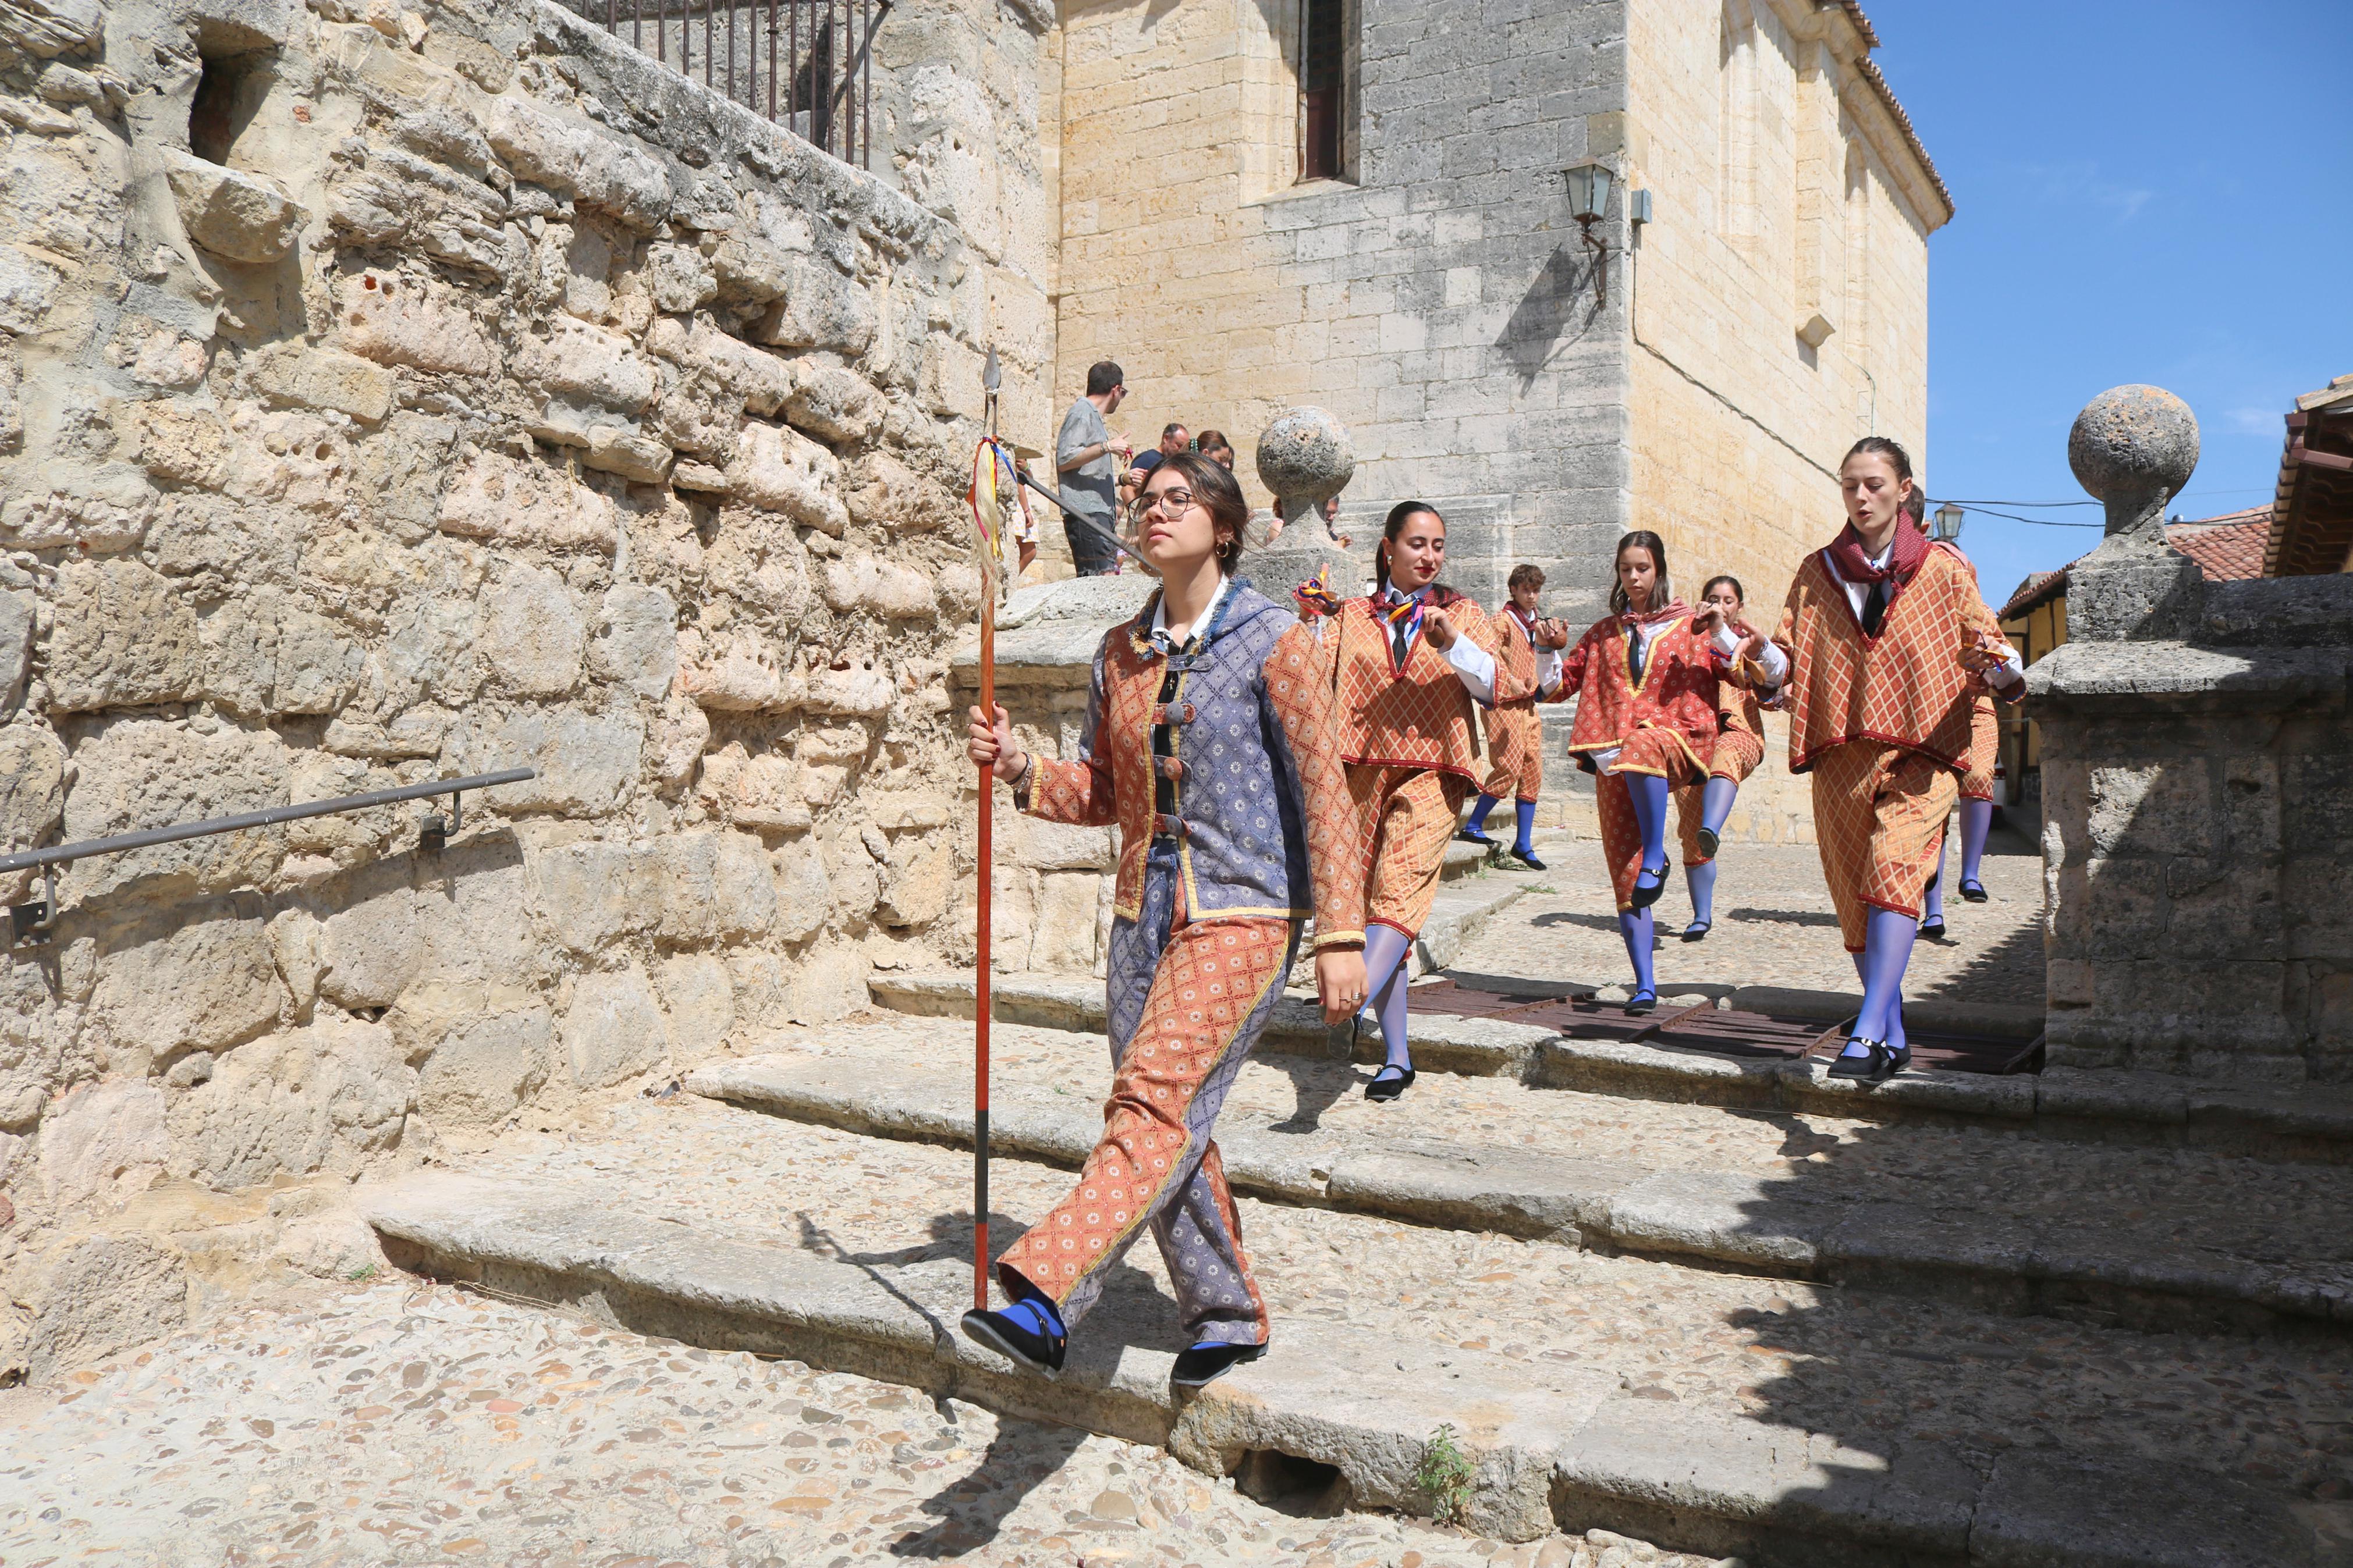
[1347,763,1470,937]
[1807,740,1959,951]
[995,850,1293,1346]
[1595,728,1703,910]
[1960,699,1999,802]
[1479,702,1543,803]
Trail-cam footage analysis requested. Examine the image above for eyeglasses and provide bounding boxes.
[1140,489,1197,515]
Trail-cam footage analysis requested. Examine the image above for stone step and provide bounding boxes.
[686,1027,2353,1341]
[365,1168,2335,1567]
[868,970,2353,1164]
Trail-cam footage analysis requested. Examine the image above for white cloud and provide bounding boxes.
[2015,160,2156,224]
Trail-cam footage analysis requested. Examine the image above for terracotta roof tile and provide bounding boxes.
[2167,510,2272,583]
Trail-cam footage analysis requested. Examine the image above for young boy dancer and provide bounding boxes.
[1743,438,2024,1082]
[1556,532,1745,1015]
[1302,501,1512,1101]
[962,456,1366,1387]
[1671,574,1770,941]
[1461,563,1569,868]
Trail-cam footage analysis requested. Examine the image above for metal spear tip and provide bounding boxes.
[982,346,1002,393]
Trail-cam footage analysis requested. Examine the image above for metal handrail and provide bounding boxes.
[4,768,536,944]
[0,769,537,876]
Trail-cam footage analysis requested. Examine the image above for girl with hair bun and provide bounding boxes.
[1552,531,1754,1014]
[1670,573,1773,941]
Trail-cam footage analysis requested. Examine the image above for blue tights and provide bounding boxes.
[1958,799,1993,887]
[1624,773,1670,899]
[1840,908,1915,1055]
[1361,923,1415,1072]
[1619,908,1656,1002]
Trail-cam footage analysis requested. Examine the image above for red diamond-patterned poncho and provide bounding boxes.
[1551,610,1731,774]
[1770,541,2014,774]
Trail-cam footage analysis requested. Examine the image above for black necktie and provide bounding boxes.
[1628,627,1646,685]
[1862,577,1889,636]
[1390,598,1413,666]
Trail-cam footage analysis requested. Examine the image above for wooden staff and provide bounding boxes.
[974,361,1002,1314]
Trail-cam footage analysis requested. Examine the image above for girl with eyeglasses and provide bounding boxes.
[963,455,1367,1390]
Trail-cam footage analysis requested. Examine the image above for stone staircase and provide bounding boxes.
[362,975,2353,1565]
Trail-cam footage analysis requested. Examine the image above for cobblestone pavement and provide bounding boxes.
[457,1096,2353,1501]
[1475,826,2043,1006]
[0,1277,1722,1568]
[741,1015,2353,1286]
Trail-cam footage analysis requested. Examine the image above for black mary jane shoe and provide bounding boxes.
[1628,862,1671,910]
[960,1307,1067,1376]
[1695,826,1720,861]
[1960,879,1990,903]
[1918,916,1946,940]
[1825,1039,1897,1086]
[1364,1065,1416,1102]
[1456,827,1496,849]
[1623,989,1658,1017]
[1680,920,1712,943]
[1170,1341,1267,1389]
[1508,848,1548,871]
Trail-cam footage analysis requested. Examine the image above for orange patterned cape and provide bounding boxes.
[1024,583,1367,948]
[1770,541,2013,774]
[1552,611,1730,774]
[1490,606,1545,711]
[1318,591,1512,783]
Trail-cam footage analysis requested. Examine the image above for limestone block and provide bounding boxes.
[481,96,669,232]
[243,342,395,424]
[725,422,849,536]
[62,719,290,899]
[712,234,793,303]
[24,1235,186,1383]
[806,662,893,717]
[0,586,32,713]
[563,965,667,1089]
[46,559,201,711]
[197,591,361,717]
[471,710,644,816]
[163,150,306,264]
[647,693,709,797]
[318,888,421,1010]
[876,839,952,928]
[644,241,716,313]
[935,563,982,621]
[88,912,285,1068]
[273,604,361,714]
[0,465,160,553]
[847,450,958,533]
[436,449,616,550]
[771,836,831,941]
[36,1079,166,1214]
[336,272,494,377]
[750,256,876,356]
[0,0,101,60]
[516,316,658,412]
[527,838,658,953]
[2084,763,2211,859]
[701,518,811,620]
[560,223,612,319]
[656,951,733,1067]
[656,829,776,945]
[818,553,936,622]
[1016,816,1116,872]
[382,595,482,707]
[588,584,677,699]
[125,399,228,488]
[920,333,988,421]
[410,854,543,991]
[479,564,585,698]
[0,246,61,336]
[1030,871,1102,972]
[700,748,810,832]
[581,425,672,484]
[729,938,868,1025]
[785,364,882,444]
[677,633,804,713]
[404,985,552,1131]
[0,724,65,848]
[168,1018,414,1189]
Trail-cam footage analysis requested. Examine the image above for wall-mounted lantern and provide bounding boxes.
[1932,501,1965,544]
[1563,159,1614,308]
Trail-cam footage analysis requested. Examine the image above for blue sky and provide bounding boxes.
[1873,1,2353,604]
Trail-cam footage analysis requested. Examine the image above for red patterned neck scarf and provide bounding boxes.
[1825,521,1929,589]
[1619,597,1689,630]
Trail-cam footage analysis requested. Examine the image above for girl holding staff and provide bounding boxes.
[1298,502,1516,1102]
[962,456,1367,1388]
[1555,532,1751,1013]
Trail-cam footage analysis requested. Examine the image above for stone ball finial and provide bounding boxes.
[2068,386,2199,534]
[1255,407,1355,525]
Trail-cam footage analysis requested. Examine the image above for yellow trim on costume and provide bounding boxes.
[1312,928,1367,950]
[1193,902,1313,922]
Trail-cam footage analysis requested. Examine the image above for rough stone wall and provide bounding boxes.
[2035,564,2353,1082]
[0,0,1041,1361]
[1051,0,1635,610]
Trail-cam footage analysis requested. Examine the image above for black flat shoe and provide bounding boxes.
[1695,826,1720,860]
[1456,828,1495,848]
[1170,1341,1266,1388]
[1364,1065,1415,1102]
[1825,1040,1897,1085]
[1680,920,1711,943]
[1887,1040,1912,1072]
[1960,879,1989,903]
[1623,990,1657,1016]
[1628,862,1670,910]
[960,1307,1066,1375]
[1918,918,1946,940]
[1508,848,1546,871]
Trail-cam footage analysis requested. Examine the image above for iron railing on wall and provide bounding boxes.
[562,0,893,171]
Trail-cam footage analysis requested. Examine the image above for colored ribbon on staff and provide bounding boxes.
[967,437,1025,565]
[1293,566,1342,619]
